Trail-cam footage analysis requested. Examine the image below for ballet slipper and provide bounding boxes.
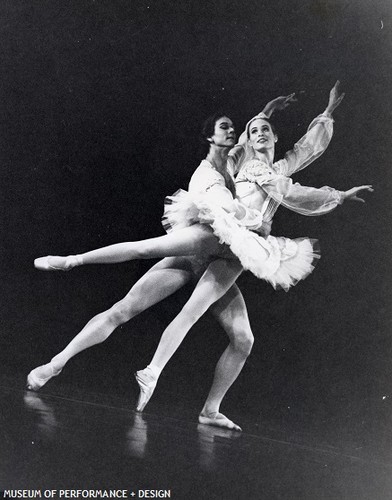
[135,369,157,412]
[198,411,242,432]
[26,362,62,391]
[196,423,242,440]
[34,255,80,272]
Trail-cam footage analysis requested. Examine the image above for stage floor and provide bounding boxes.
[1,373,391,500]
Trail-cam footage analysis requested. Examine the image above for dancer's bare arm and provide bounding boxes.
[228,93,297,175]
[261,93,297,118]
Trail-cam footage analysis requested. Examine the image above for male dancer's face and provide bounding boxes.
[209,117,236,148]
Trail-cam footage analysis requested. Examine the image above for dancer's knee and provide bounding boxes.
[108,299,139,326]
[231,328,254,357]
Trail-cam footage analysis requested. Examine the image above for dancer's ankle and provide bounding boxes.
[50,356,65,373]
[200,404,219,417]
[145,364,161,380]
[47,255,82,270]
[62,254,83,270]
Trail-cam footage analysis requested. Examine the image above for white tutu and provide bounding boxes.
[162,189,320,291]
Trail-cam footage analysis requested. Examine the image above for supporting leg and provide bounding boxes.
[135,258,243,411]
[198,284,254,431]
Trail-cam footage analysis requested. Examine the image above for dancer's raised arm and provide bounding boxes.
[261,93,298,118]
[240,111,373,217]
[228,93,297,175]
[232,85,372,220]
[274,81,345,176]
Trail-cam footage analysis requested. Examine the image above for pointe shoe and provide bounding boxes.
[34,256,79,272]
[135,369,157,412]
[198,412,242,432]
[26,363,62,391]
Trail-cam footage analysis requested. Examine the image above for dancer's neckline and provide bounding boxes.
[204,159,217,170]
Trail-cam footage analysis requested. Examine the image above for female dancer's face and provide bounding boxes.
[248,118,277,153]
[209,117,236,148]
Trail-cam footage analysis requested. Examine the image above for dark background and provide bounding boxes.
[0,0,391,435]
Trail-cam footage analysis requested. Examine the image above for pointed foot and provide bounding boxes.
[26,363,62,391]
[134,369,157,412]
[34,256,79,271]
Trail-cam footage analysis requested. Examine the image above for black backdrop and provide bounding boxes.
[1,0,391,424]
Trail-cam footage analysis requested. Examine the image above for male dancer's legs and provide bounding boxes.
[199,283,253,430]
[136,278,253,431]
[135,258,254,431]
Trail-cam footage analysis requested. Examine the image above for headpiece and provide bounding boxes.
[235,112,269,167]
[237,112,269,146]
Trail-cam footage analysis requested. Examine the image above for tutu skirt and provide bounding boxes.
[162,189,320,291]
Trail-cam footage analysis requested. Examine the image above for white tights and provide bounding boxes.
[36,256,254,415]
[75,225,225,265]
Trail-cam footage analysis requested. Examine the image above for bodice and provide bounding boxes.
[236,159,276,184]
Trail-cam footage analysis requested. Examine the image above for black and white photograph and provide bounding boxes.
[1,1,391,498]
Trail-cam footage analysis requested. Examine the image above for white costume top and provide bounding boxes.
[188,160,265,230]
[163,159,319,290]
[228,113,344,234]
[161,111,345,289]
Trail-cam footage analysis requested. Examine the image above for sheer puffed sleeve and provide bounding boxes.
[264,176,344,216]
[273,112,334,177]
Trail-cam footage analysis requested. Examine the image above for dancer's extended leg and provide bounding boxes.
[198,284,254,431]
[135,258,243,411]
[35,225,223,271]
[27,257,194,390]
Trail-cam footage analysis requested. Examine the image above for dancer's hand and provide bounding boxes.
[325,81,345,116]
[262,93,297,118]
[342,185,374,203]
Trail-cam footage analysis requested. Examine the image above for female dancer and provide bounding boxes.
[33,84,365,280]
[133,82,373,417]
[28,85,371,429]
[27,98,292,432]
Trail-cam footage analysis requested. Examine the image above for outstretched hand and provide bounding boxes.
[326,81,345,115]
[262,93,297,118]
[343,185,374,203]
[271,93,297,111]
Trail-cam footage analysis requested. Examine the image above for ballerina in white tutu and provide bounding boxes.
[33,84,368,284]
[28,84,372,430]
[133,81,373,419]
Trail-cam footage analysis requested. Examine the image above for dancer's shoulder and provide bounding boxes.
[189,161,224,193]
